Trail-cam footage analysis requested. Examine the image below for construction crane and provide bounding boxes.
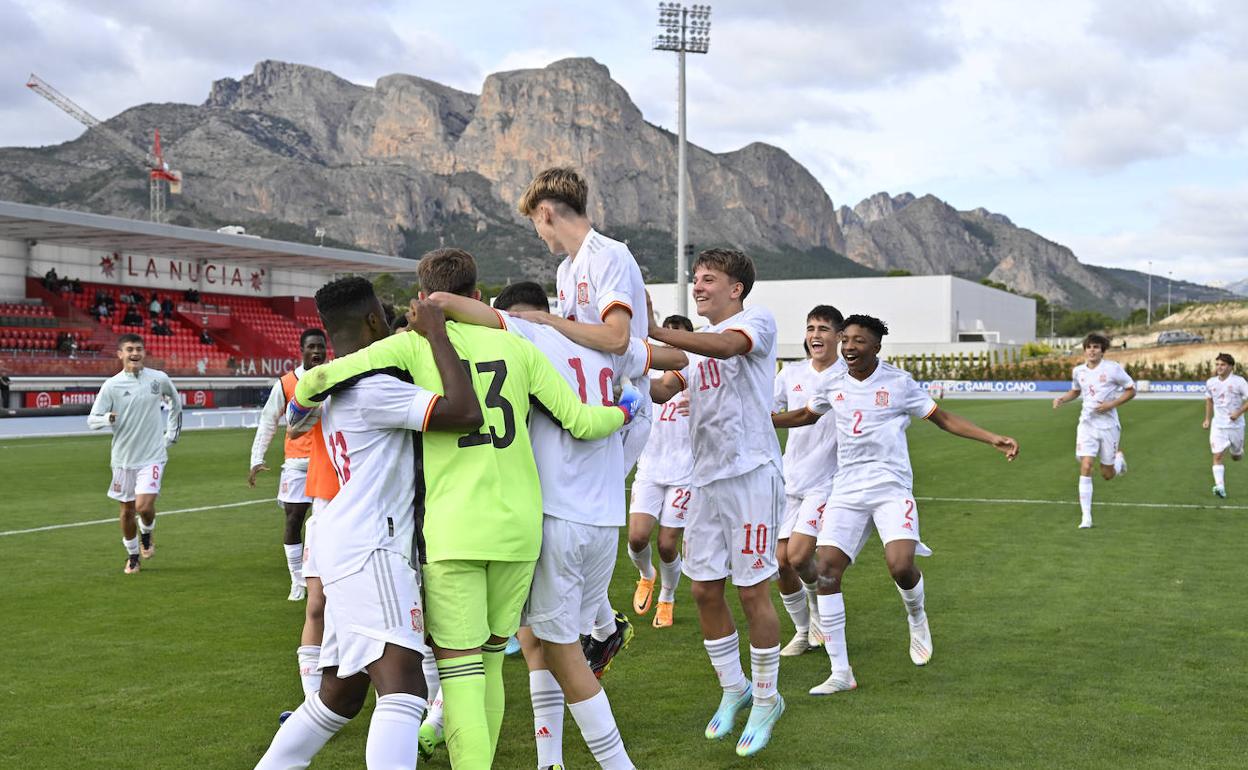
[26,73,182,223]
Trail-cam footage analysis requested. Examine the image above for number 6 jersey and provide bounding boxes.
[806,361,937,495]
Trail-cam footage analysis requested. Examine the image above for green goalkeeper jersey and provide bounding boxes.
[295,322,626,563]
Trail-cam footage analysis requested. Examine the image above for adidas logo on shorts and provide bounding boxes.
[751,557,765,569]
[806,519,818,529]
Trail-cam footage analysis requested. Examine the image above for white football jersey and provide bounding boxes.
[774,357,847,497]
[499,314,650,527]
[87,367,182,468]
[807,360,937,495]
[1206,373,1248,428]
[555,228,652,430]
[1072,360,1135,429]
[675,305,782,484]
[314,373,438,585]
[634,374,692,487]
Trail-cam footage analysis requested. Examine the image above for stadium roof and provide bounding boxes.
[0,200,415,273]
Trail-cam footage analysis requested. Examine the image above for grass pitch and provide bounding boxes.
[1,399,1246,768]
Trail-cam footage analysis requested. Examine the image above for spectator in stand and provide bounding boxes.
[96,302,111,321]
[162,297,174,319]
[149,296,162,318]
[43,268,59,290]
[199,329,213,345]
[0,373,10,409]
[184,288,200,303]
[123,306,144,326]
[71,278,83,294]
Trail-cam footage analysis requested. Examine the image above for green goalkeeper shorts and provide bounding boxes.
[423,558,537,650]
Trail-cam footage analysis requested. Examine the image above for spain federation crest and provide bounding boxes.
[875,388,890,407]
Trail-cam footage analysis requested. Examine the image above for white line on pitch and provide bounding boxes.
[0,498,274,537]
[916,495,1248,511]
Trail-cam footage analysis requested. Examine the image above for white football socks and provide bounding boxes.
[591,602,616,643]
[749,645,781,705]
[1214,464,1226,488]
[296,645,321,696]
[703,631,749,694]
[422,649,441,704]
[897,574,927,626]
[628,543,655,581]
[529,668,565,769]
[1078,476,1094,522]
[658,556,682,603]
[569,689,633,770]
[122,536,140,556]
[817,593,850,672]
[284,543,304,581]
[255,693,350,769]
[780,589,810,634]
[366,693,426,769]
[802,578,820,620]
[138,519,154,535]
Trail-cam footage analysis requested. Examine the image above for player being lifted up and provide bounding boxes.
[649,248,786,758]
[629,314,695,630]
[292,250,638,770]
[771,305,846,657]
[88,333,181,574]
[1203,353,1248,498]
[516,166,651,667]
[248,328,328,600]
[256,281,482,770]
[1052,333,1134,528]
[428,280,685,770]
[774,315,1018,695]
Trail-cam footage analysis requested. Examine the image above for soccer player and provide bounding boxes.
[516,166,651,663]
[1052,333,1135,528]
[1203,353,1248,497]
[771,305,846,657]
[88,333,181,574]
[629,314,695,629]
[248,328,328,600]
[292,250,639,770]
[648,248,786,757]
[256,282,482,770]
[774,315,1018,694]
[429,280,684,770]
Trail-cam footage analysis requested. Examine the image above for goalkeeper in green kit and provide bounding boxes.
[291,248,640,769]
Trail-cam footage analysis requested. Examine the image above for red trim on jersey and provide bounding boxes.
[642,339,652,373]
[421,394,441,432]
[492,308,508,329]
[600,301,633,322]
[726,327,754,353]
[672,370,688,391]
[922,403,939,420]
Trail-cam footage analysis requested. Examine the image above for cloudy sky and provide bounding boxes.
[1,0,1245,285]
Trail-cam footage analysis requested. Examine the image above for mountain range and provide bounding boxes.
[0,58,1229,315]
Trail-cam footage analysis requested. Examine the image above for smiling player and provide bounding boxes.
[1203,353,1248,498]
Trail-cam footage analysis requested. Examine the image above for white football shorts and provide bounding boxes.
[523,516,617,645]
[818,483,933,563]
[278,466,312,505]
[629,480,691,529]
[780,491,828,541]
[301,503,322,580]
[1075,422,1120,465]
[1211,425,1245,456]
[319,548,424,678]
[683,462,783,587]
[107,462,165,503]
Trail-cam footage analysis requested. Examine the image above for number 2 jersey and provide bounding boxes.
[496,314,651,527]
[671,305,782,485]
[294,322,627,564]
[806,361,937,495]
[316,374,438,584]
[634,376,692,488]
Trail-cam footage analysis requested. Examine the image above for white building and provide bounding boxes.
[648,275,1036,359]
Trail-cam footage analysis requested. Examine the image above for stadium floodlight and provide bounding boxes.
[653,2,711,316]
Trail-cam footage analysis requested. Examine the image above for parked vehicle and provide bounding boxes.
[1156,330,1204,345]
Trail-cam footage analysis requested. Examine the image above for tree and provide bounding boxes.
[885,269,913,277]
[1056,310,1115,337]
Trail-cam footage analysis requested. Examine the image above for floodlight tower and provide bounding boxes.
[654,2,711,316]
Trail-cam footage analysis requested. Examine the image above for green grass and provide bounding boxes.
[2,400,1246,768]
